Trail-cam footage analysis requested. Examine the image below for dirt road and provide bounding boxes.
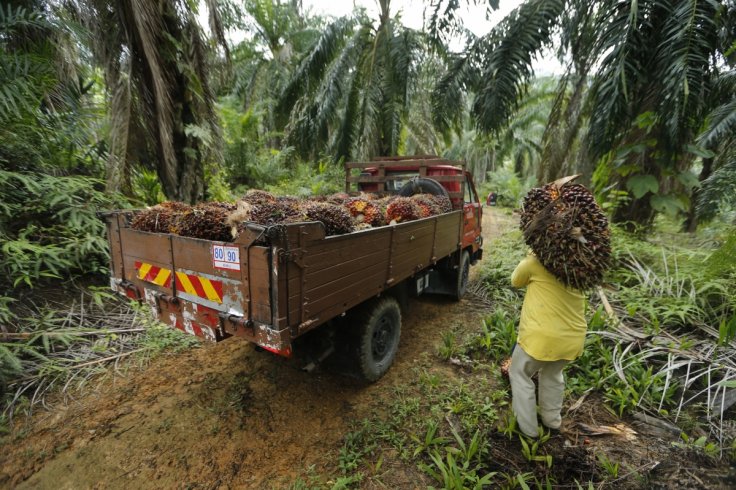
[1,208,514,489]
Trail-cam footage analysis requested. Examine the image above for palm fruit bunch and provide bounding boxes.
[429,194,452,213]
[229,198,304,228]
[131,201,191,233]
[345,197,383,226]
[520,177,611,290]
[327,192,351,205]
[410,194,441,218]
[175,202,236,241]
[241,189,276,206]
[385,197,422,223]
[302,201,355,235]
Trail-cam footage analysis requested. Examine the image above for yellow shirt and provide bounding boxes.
[511,254,587,361]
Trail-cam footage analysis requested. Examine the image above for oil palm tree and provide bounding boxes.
[228,0,320,146]
[72,0,226,203]
[278,0,423,161]
[431,0,735,229]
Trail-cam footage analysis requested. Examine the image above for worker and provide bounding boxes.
[508,252,587,438]
[486,191,497,206]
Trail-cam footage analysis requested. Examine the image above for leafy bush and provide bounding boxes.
[0,170,126,290]
[266,160,344,197]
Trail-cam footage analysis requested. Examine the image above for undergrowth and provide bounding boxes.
[0,287,200,433]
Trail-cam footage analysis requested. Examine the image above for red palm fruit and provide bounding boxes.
[429,195,452,213]
[410,194,440,217]
[241,189,276,206]
[345,198,382,226]
[302,201,355,235]
[520,182,611,290]
[327,192,351,205]
[385,197,422,223]
[175,202,235,241]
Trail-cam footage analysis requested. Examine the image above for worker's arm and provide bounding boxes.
[511,256,533,288]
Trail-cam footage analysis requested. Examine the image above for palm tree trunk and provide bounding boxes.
[538,68,588,183]
[683,157,713,232]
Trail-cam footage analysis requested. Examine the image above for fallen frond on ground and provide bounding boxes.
[0,287,200,425]
[593,281,736,454]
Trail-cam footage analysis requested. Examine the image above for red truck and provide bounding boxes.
[103,156,482,381]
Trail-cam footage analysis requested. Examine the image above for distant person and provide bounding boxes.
[508,252,587,438]
[486,191,497,206]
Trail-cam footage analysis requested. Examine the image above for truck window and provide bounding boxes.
[464,176,477,203]
[385,172,417,192]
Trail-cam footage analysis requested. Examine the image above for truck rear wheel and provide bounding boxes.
[350,296,401,382]
[454,251,470,300]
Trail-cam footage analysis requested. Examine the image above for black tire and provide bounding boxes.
[454,251,470,300]
[398,178,449,198]
[349,296,402,382]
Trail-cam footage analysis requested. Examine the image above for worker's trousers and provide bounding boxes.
[509,345,568,438]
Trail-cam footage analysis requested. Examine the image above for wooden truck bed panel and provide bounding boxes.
[283,211,462,335]
[105,204,465,353]
[301,268,387,332]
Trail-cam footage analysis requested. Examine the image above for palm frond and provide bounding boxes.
[472,0,566,134]
[586,0,650,157]
[425,0,500,48]
[696,149,736,222]
[697,70,736,148]
[656,0,719,144]
[123,0,177,195]
[431,47,481,135]
[204,0,230,61]
[278,16,356,118]
[699,97,736,148]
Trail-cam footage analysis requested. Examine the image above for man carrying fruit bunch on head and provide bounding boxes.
[508,251,587,438]
[507,175,611,439]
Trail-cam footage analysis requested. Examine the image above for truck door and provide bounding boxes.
[462,174,482,251]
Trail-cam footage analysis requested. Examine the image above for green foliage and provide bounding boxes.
[626,174,659,199]
[482,166,535,208]
[2,292,200,420]
[266,160,344,197]
[705,230,736,278]
[519,431,552,467]
[420,428,495,489]
[609,226,736,331]
[673,433,719,459]
[596,452,620,479]
[0,170,125,290]
[471,310,518,362]
[139,325,201,355]
[0,3,128,292]
[279,6,425,161]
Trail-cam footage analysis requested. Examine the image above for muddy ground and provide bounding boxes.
[1,208,734,489]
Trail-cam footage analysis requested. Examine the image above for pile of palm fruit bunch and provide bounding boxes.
[519,175,611,290]
[131,201,235,241]
[130,189,455,240]
[174,202,236,241]
[129,201,192,233]
[344,196,384,228]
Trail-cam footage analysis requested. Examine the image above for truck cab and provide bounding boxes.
[348,155,483,263]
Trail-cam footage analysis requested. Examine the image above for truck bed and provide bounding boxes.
[105,210,463,354]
